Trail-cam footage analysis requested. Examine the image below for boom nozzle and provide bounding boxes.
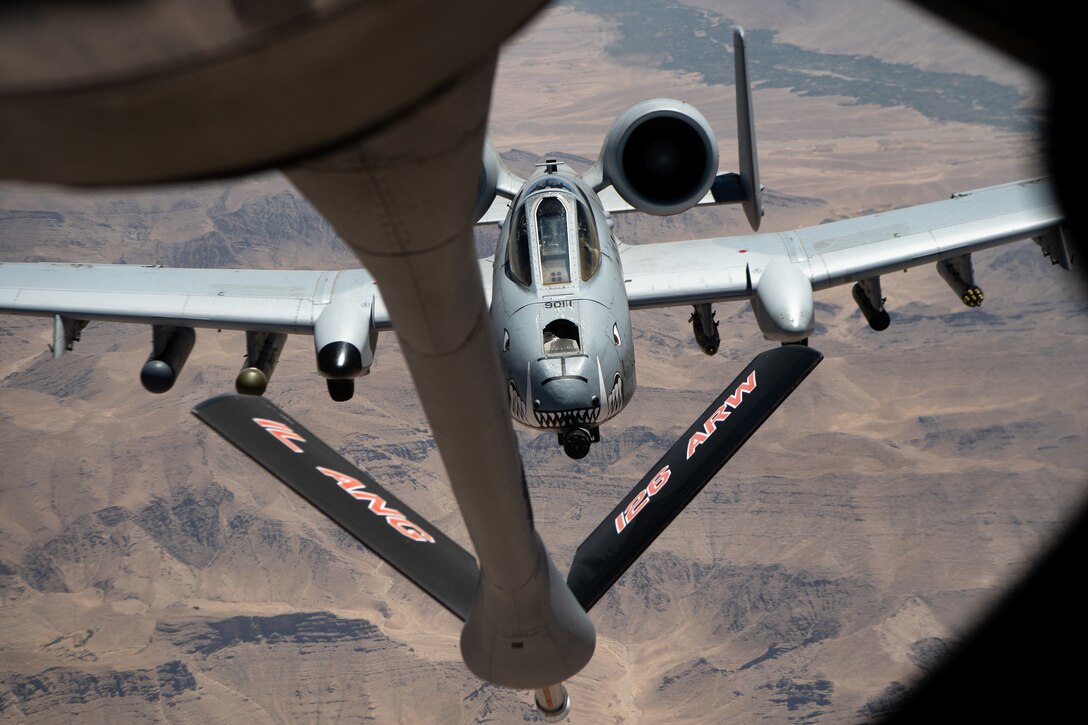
[534,684,571,722]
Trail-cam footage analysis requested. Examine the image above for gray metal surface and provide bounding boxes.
[0,0,550,183]
[0,265,375,333]
[620,177,1061,308]
[0,261,496,334]
[732,26,763,231]
[283,60,594,689]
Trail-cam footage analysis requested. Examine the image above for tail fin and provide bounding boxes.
[733,26,763,231]
[710,26,764,230]
[567,345,821,611]
[193,394,479,620]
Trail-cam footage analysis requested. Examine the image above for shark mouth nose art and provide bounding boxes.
[508,360,623,430]
[534,406,600,428]
[597,360,624,419]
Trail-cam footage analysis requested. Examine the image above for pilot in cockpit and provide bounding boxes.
[537,196,571,285]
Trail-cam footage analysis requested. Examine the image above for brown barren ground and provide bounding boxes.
[1,2,1084,722]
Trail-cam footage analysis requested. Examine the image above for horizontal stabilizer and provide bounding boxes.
[566,345,822,611]
[193,394,479,620]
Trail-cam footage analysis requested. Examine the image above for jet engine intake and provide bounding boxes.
[595,99,719,216]
[140,325,195,393]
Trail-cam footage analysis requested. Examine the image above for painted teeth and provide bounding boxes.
[606,374,624,417]
[508,381,531,425]
[533,406,601,428]
[526,373,624,428]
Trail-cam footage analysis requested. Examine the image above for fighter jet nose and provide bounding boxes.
[540,377,594,409]
[531,376,600,429]
[521,350,626,433]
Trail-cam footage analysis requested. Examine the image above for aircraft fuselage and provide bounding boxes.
[490,168,635,458]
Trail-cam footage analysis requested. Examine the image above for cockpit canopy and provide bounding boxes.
[507,179,601,287]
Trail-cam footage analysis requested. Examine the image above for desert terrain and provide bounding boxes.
[1,1,1085,722]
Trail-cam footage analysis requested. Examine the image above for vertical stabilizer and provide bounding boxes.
[733,26,763,230]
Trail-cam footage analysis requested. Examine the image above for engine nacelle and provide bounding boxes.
[140,325,195,394]
[474,139,502,222]
[474,138,526,222]
[594,99,719,216]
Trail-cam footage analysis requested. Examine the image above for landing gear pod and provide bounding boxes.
[751,259,815,343]
[236,331,287,396]
[140,325,195,393]
[314,295,378,402]
[325,378,355,402]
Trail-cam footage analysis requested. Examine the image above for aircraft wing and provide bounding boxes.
[620,177,1064,309]
[0,265,381,333]
[0,261,496,334]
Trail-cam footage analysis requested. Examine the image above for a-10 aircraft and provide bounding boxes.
[0,26,1072,721]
